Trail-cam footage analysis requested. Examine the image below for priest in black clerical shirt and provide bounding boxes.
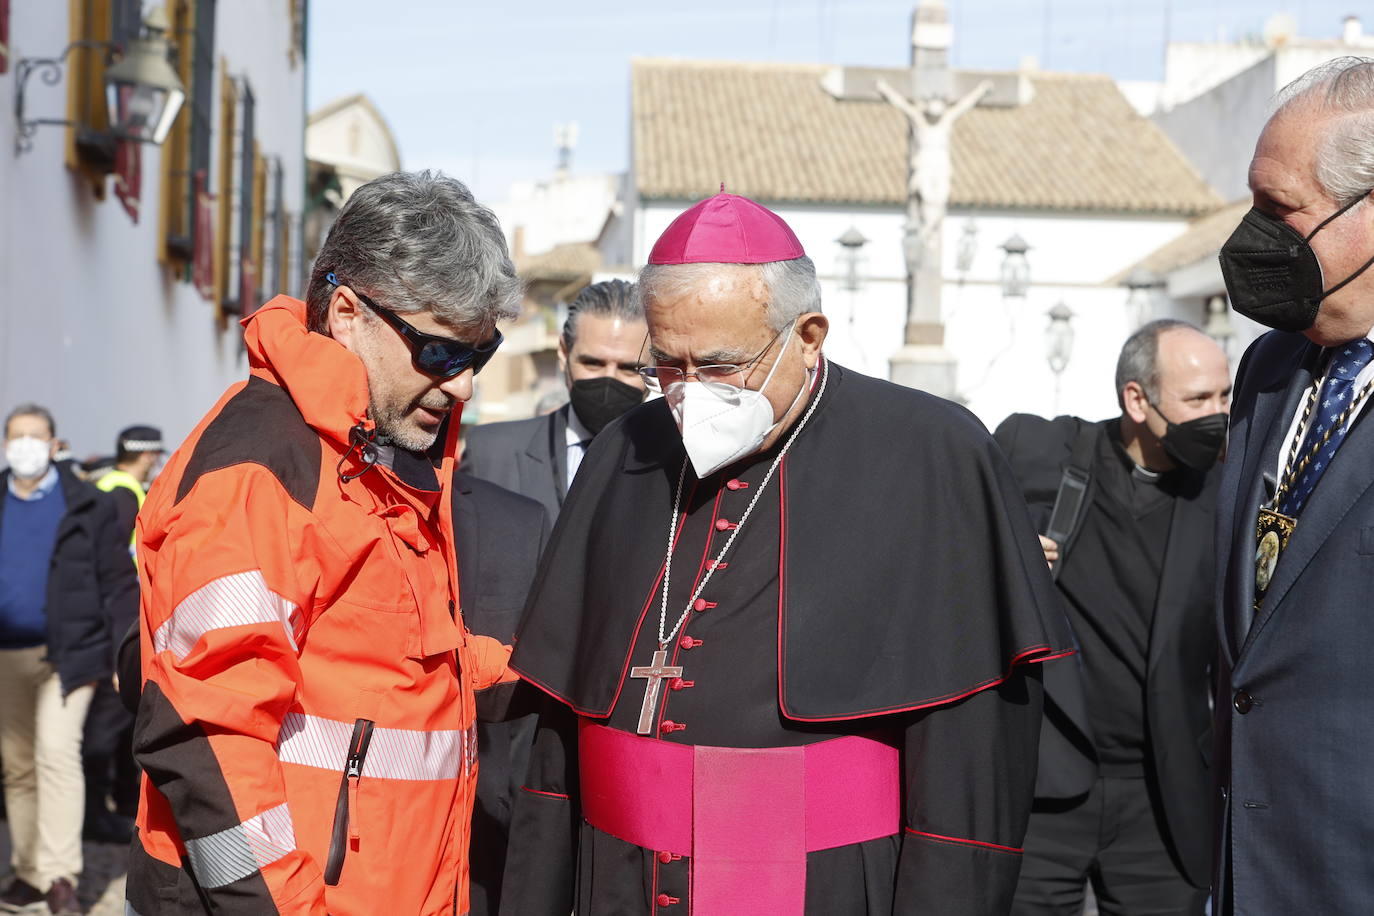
[499,191,1073,916]
[994,319,1231,916]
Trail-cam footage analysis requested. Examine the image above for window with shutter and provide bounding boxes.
[158,0,195,265]
[1,0,13,75]
[214,63,235,320]
[236,82,258,316]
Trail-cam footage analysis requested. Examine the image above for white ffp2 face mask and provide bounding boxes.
[666,323,808,478]
[5,436,52,480]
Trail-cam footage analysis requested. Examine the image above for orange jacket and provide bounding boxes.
[127,297,513,916]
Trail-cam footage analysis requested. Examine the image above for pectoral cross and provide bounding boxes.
[630,649,682,735]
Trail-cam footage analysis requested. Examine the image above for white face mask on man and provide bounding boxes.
[5,436,52,480]
[665,321,809,478]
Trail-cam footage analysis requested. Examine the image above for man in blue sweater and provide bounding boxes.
[0,404,136,916]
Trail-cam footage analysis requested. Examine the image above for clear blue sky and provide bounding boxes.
[307,0,1362,201]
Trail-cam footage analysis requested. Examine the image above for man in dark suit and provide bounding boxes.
[461,279,647,519]
[1213,58,1374,916]
[996,320,1231,915]
[452,472,548,916]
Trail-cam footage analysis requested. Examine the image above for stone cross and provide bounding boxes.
[823,0,1020,400]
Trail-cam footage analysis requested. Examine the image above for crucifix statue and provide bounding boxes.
[822,0,1020,401]
[875,77,992,267]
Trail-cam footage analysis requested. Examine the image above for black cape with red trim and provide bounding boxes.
[510,360,1072,722]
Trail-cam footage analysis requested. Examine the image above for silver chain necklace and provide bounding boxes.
[627,362,829,735]
[655,362,828,650]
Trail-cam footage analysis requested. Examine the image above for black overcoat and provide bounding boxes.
[0,461,136,693]
[503,361,1074,915]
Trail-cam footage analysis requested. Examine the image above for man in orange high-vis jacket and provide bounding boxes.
[127,171,521,916]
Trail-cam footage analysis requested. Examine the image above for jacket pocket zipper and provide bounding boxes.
[324,718,374,886]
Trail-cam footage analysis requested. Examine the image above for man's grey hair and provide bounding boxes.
[306,170,522,334]
[1273,56,1374,206]
[1115,319,1196,409]
[635,257,822,332]
[561,279,643,350]
[4,403,55,437]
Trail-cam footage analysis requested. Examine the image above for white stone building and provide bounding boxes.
[1118,15,1374,365]
[607,59,1221,429]
[0,0,308,460]
[304,93,401,264]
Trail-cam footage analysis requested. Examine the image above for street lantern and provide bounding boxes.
[1045,302,1075,374]
[1204,294,1234,347]
[955,220,978,274]
[103,9,186,145]
[1122,266,1164,330]
[835,226,870,292]
[1046,302,1075,413]
[999,233,1030,298]
[14,8,186,154]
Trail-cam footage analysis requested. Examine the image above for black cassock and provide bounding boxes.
[500,361,1072,915]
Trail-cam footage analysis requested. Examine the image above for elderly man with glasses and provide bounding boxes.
[126,171,520,916]
[501,191,1072,915]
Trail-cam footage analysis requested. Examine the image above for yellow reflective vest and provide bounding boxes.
[96,467,145,557]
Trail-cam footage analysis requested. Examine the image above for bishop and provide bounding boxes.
[500,192,1072,914]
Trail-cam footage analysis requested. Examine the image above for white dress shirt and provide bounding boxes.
[565,406,593,493]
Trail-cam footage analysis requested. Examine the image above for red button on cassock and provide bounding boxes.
[693,598,717,612]
[658,850,673,864]
[715,518,733,531]
[679,635,702,650]
[669,677,694,691]
[659,720,686,735]
[657,893,680,906]
[726,478,749,491]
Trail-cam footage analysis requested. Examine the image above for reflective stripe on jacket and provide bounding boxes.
[128,297,513,916]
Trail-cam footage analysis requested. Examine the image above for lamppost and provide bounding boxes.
[956,220,978,276]
[835,226,870,367]
[14,7,186,154]
[835,226,869,293]
[1046,302,1075,414]
[1122,266,1164,330]
[1204,294,1234,356]
[1000,233,1030,299]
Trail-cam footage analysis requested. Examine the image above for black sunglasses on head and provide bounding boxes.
[327,273,502,378]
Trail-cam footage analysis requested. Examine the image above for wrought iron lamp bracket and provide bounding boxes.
[14,41,114,155]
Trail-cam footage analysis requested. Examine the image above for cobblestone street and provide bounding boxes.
[0,821,126,915]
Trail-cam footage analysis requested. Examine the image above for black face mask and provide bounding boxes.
[569,377,645,435]
[1150,404,1229,471]
[1219,192,1374,333]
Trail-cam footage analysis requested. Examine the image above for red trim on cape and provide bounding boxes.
[598,477,700,720]
[656,485,724,732]
[905,827,1023,855]
[779,645,1076,723]
[776,457,789,720]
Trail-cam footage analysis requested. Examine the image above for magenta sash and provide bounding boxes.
[578,721,900,914]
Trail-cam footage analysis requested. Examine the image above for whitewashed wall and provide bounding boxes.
[0,1,306,460]
[634,201,1192,432]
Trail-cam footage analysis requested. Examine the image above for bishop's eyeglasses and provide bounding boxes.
[638,323,789,392]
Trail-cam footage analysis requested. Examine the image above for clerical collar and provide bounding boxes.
[1107,423,1168,485]
[1130,463,1162,484]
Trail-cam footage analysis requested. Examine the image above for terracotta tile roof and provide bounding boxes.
[518,242,601,282]
[632,59,1222,215]
[1115,199,1250,281]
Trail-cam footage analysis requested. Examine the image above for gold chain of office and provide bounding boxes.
[1272,374,1374,508]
